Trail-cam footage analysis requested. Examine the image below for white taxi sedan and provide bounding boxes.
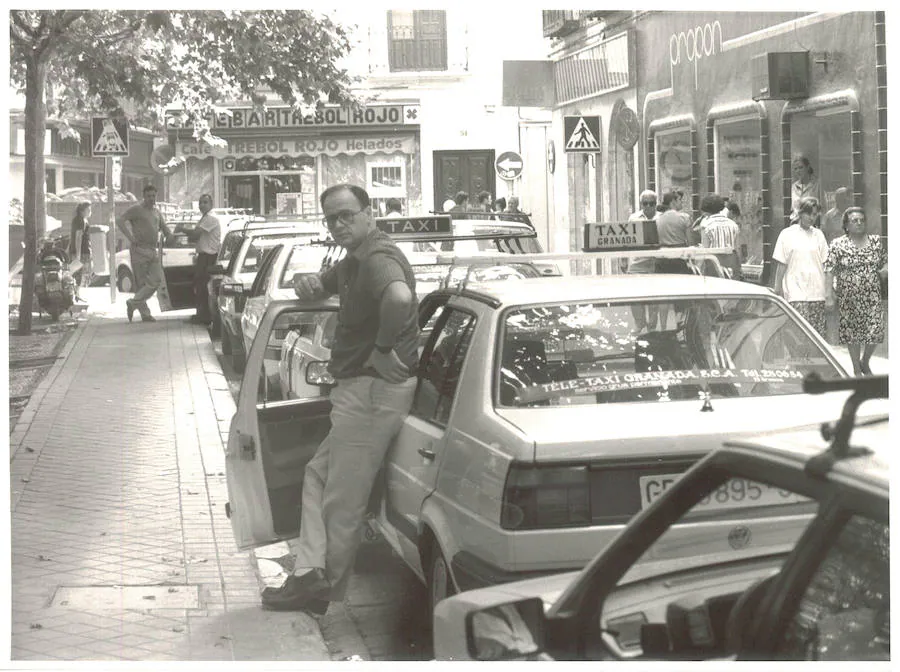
[224,259,873,620]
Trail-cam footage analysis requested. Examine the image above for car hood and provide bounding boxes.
[494,392,890,461]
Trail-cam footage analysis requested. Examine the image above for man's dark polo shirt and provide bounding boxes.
[321,229,419,380]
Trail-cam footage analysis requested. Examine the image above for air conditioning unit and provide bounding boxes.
[751,52,810,101]
[543,10,581,38]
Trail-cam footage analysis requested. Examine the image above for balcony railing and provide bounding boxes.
[554,32,630,106]
[542,10,582,38]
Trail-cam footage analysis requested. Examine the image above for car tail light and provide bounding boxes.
[501,464,590,530]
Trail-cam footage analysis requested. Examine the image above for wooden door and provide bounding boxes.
[433,150,496,209]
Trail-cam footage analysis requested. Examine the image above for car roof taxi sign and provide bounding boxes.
[583,221,660,252]
[376,215,453,235]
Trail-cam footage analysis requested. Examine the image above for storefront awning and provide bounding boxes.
[176,135,416,161]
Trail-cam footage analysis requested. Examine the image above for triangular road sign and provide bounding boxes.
[94,119,128,154]
[565,116,601,150]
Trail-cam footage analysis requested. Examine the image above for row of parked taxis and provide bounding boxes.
[214,211,889,662]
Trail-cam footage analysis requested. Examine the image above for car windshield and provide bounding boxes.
[239,236,295,274]
[279,240,329,288]
[497,296,842,407]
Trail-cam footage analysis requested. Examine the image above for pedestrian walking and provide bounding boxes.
[822,186,852,244]
[262,183,419,614]
[175,194,221,325]
[824,207,888,375]
[493,197,507,213]
[772,196,829,336]
[627,190,659,331]
[655,189,693,273]
[449,191,469,213]
[505,195,522,214]
[790,154,824,222]
[699,194,742,280]
[474,190,493,213]
[68,201,94,302]
[383,197,403,218]
[118,184,171,322]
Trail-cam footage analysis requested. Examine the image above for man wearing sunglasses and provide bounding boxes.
[262,183,419,614]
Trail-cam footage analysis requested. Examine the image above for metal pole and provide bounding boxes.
[107,157,117,303]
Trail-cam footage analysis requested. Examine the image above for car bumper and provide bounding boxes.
[451,550,574,593]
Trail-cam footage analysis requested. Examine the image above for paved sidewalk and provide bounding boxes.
[9,306,329,661]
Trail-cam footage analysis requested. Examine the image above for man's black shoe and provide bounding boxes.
[261,569,330,613]
[126,299,135,323]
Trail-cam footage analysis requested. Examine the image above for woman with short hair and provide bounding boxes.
[772,196,829,336]
[824,207,888,375]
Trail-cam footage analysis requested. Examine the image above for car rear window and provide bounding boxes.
[497,296,842,407]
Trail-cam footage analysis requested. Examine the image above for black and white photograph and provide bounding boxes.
[5,8,891,664]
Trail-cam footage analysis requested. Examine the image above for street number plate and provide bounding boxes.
[639,473,807,512]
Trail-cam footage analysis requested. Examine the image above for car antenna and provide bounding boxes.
[801,372,888,477]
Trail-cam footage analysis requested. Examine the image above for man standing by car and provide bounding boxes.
[118,184,170,322]
[262,183,419,614]
[175,194,221,325]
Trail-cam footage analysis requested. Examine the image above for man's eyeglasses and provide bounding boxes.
[848,217,866,223]
[641,201,657,206]
[323,208,364,229]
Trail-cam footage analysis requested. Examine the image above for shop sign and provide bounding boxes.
[178,135,416,161]
[166,104,420,130]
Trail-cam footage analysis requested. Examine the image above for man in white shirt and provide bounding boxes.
[821,186,851,244]
[699,194,742,280]
[627,190,659,331]
[176,193,221,326]
[773,196,829,336]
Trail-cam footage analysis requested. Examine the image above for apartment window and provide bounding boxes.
[45,168,57,195]
[388,10,447,72]
[63,170,104,190]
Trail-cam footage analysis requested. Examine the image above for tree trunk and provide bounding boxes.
[18,54,49,335]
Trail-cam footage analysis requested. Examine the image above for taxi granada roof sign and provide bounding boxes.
[583,220,660,252]
[376,215,452,235]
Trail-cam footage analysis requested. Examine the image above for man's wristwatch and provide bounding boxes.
[374,343,393,354]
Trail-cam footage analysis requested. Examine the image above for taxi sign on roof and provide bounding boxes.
[376,215,452,235]
[583,220,660,252]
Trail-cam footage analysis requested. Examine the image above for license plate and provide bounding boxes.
[46,281,61,292]
[639,473,807,512]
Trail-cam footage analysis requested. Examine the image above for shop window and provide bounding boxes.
[388,10,447,72]
[716,117,763,265]
[655,129,693,207]
[367,157,408,216]
[264,172,318,217]
[63,170,104,190]
[789,110,852,212]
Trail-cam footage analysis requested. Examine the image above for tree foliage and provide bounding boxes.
[9,10,357,333]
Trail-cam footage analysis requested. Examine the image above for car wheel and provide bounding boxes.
[117,266,135,293]
[427,539,456,616]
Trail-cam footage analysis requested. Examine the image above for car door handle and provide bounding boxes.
[418,445,436,460]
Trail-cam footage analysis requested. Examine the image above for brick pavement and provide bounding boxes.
[9,309,329,661]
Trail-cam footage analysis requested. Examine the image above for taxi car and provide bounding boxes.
[217,223,323,371]
[432,373,889,661]
[223,246,869,621]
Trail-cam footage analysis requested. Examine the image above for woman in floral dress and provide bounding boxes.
[824,207,888,375]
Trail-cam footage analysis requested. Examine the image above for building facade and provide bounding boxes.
[8,113,162,201]
[545,11,887,283]
[163,9,555,248]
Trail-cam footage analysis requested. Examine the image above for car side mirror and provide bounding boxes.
[305,361,335,387]
[466,598,544,661]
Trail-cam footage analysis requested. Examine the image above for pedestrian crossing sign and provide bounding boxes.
[91,116,130,157]
[564,115,601,153]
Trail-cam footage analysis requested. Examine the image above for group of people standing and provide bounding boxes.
[444,190,520,215]
[773,195,887,376]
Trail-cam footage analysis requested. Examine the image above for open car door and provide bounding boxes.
[158,224,196,310]
[224,298,339,549]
